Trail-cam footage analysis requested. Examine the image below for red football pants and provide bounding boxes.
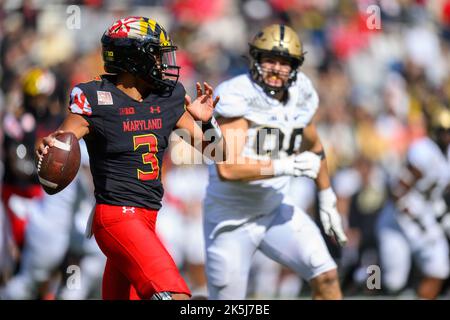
[92,204,191,300]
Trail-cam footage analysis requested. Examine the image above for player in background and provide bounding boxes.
[1,68,62,273]
[203,24,347,300]
[429,108,450,239]
[1,141,105,300]
[377,106,450,299]
[156,149,209,298]
[36,16,226,300]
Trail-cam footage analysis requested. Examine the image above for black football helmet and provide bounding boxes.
[101,16,180,94]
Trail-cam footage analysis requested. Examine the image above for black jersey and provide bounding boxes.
[69,75,186,210]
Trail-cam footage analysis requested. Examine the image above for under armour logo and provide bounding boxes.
[150,106,161,114]
[122,206,135,214]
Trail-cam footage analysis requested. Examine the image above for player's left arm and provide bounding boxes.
[300,120,330,190]
[175,82,227,162]
[301,120,348,247]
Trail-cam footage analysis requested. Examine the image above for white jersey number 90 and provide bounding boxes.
[253,127,303,158]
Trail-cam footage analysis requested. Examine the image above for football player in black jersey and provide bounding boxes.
[2,67,60,250]
[36,16,226,300]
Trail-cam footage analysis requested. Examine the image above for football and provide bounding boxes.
[36,131,81,195]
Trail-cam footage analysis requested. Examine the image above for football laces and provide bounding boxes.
[37,146,49,173]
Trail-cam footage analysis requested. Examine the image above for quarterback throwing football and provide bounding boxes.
[36,16,226,300]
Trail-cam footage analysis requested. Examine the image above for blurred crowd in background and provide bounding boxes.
[1,0,450,299]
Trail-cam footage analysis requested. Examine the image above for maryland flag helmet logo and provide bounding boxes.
[101,16,179,94]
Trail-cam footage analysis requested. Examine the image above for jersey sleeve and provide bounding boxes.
[68,85,101,134]
[213,79,248,119]
[68,86,92,116]
[295,72,319,126]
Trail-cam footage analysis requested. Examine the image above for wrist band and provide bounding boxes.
[272,158,285,176]
[202,116,223,141]
[315,150,326,160]
[318,187,337,203]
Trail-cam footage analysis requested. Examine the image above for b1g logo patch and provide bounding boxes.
[97,91,113,105]
[120,107,135,115]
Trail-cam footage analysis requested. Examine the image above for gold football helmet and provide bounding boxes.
[249,24,305,96]
[22,68,56,97]
[430,107,450,130]
[427,106,450,151]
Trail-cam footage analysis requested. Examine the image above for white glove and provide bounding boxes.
[318,187,347,247]
[273,151,321,179]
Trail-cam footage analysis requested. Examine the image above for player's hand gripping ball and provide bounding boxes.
[36,132,80,195]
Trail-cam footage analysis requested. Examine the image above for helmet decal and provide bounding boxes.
[106,16,166,42]
[101,16,179,95]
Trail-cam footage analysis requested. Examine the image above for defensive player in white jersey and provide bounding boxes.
[377,107,450,299]
[203,24,347,300]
